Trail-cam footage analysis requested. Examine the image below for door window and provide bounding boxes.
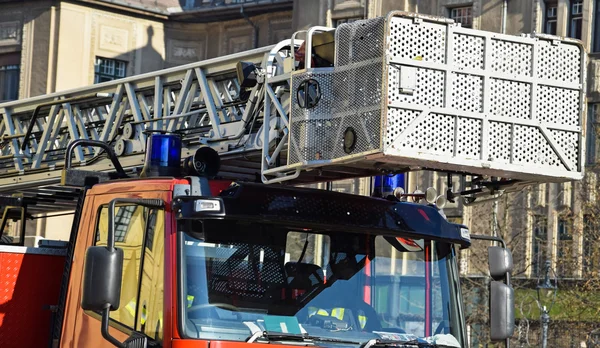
[93,204,165,342]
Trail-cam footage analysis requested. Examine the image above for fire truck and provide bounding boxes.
[0,11,586,348]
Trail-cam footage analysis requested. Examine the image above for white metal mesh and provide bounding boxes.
[388,67,445,107]
[336,17,385,66]
[513,126,561,166]
[281,14,585,182]
[381,16,585,180]
[453,34,484,70]
[488,122,512,162]
[385,109,420,147]
[536,40,581,83]
[550,129,579,170]
[389,19,446,63]
[401,113,455,156]
[490,79,531,119]
[491,40,533,76]
[288,18,385,165]
[537,86,580,126]
[457,118,482,159]
[452,73,483,112]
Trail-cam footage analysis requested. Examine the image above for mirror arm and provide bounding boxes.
[470,234,506,248]
[107,198,165,251]
[102,307,126,348]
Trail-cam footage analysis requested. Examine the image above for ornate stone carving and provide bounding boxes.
[167,38,205,63]
[333,0,363,10]
[0,21,21,46]
[99,26,129,53]
[222,25,253,55]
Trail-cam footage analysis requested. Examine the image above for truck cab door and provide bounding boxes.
[67,190,168,348]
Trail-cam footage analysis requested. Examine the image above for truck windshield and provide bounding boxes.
[178,219,464,347]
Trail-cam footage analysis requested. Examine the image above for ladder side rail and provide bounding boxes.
[1,108,25,172]
[166,69,194,132]
[72,105,94,155]
[260,39,303,183]
[124,82,148,146]
[0,47,270,173]
[0,46,273,113]
[207,77,230,123]
[194,68,222,137]
[153,76,164,130]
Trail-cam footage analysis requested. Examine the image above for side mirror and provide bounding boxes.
[488,245,515,342]
[82,197,162,348]
[489,280,515,341]
[488,246,513,280]
[81,246,123,311]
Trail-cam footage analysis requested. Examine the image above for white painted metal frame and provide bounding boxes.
[0,11,587,191]
[381,14,586,182]
[0,46,273,189]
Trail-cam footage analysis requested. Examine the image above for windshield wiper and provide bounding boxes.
[362,338,421,348]
[247,331,361,345]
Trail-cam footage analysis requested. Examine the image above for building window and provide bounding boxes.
[532,215,548,276]
[544,1,558,35]
[569,0,583,39]
[449,7,473,28]
[587,104,598,165]
[583,215,600,276]
[557,216,574,276]
[0,64,19,102]
[594,0,600,51]
[94,57,126,83]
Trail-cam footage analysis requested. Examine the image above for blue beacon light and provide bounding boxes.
[141,134,182,177]
[373,173,405,198]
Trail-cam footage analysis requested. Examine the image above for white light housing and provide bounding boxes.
[393,187,405,199]
[425,187,437,204]
[195,199,222,212]
[435,195,447,209]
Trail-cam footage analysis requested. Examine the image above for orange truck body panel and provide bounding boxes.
[61,178,232,347]
[0,178,235,347]
[0,248,66,348]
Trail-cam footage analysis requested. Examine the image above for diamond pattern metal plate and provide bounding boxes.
[0,249,66,348]
[288,18,385,165]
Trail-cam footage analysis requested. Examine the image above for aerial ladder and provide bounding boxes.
[0,11,587,348]
[0,11,587,217]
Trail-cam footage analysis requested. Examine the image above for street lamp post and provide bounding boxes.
[536,260,557,348]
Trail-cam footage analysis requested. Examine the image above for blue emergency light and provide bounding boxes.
[140,133,221,179]
[373,174,405,197]
[141,134,182,177]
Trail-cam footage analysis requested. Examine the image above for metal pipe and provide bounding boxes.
[541,310,549,348]
[240,5,259,48]
[502,0,508,34]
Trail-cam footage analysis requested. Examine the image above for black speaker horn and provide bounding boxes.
[183,146,221,178]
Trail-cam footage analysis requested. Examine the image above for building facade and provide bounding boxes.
[0,0,294,245]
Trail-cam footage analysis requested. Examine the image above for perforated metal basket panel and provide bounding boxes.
[282,13,585,183]
[288,18,385,165]
[382,14,586,181]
